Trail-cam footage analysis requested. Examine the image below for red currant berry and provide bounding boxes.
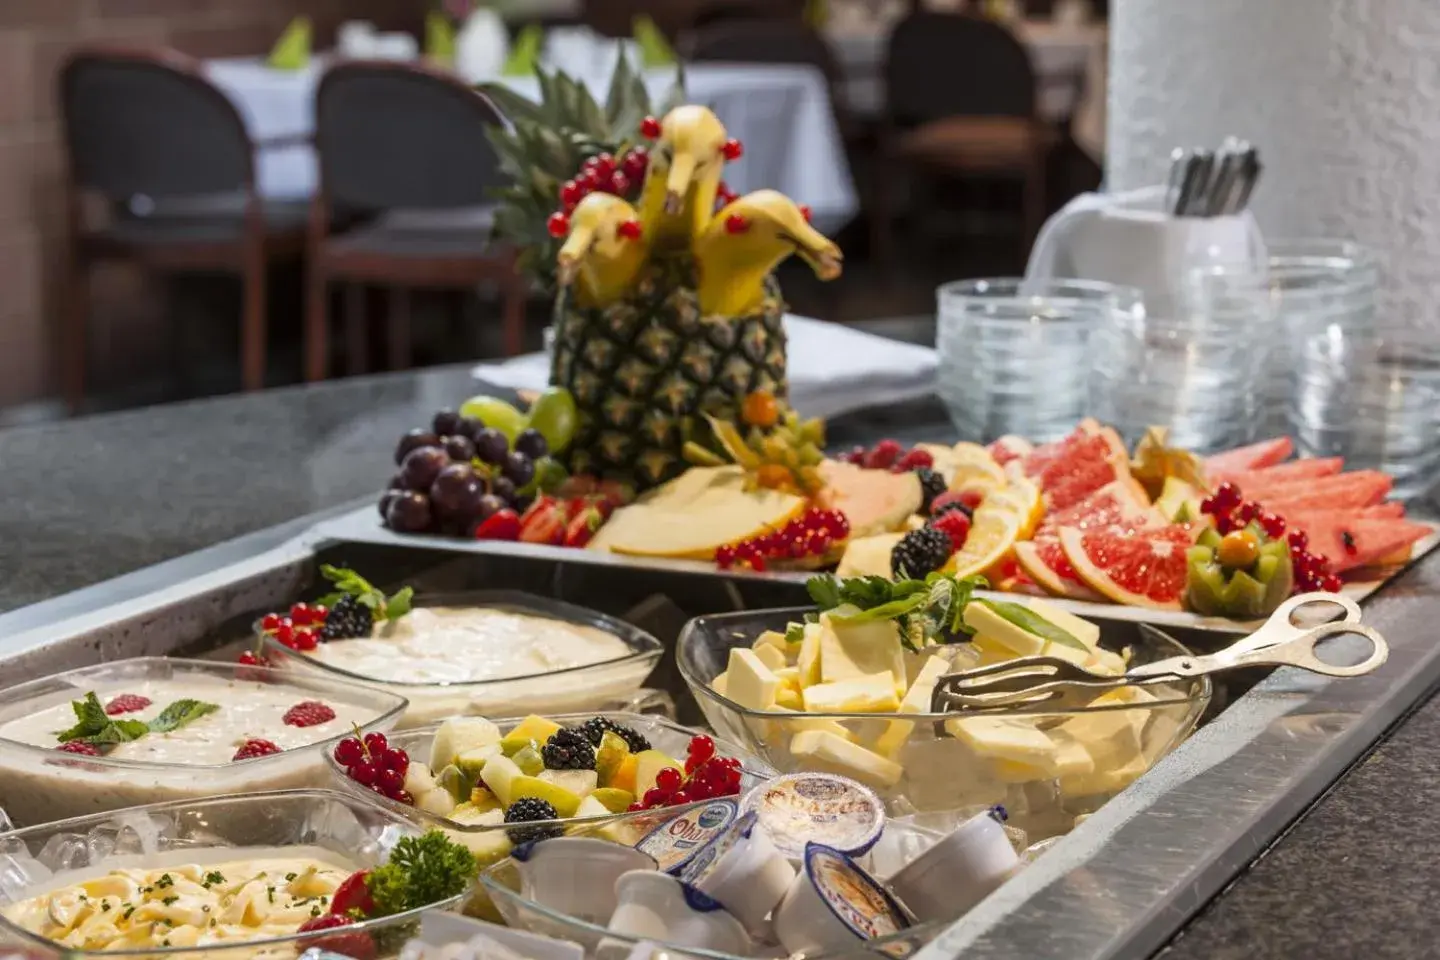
[395,790,414,805]
[560,180,583,207]
[1214,513,1237,535]
[1234,501,1260,524]
[750,555,768,572]
[685,754,702,775]
[639,116,662,139]
[724,214,749,234]
[311,604,327,621]
[547,212,570,238]
[290,602,311,625]
[274,624,296,647]
[261,613,281,631]
[718,756,742,771]
[628,802,646,812]
[688,735,715,761]
[799,204,813,222]
[721,138,743,160]
[292,629,318,651]
[591,153,616,177]
[715,545,735,569]
[363,732,389,755]
[1258,511,1287,539]
[617,219,643,240]
[1287,529,1309,552]
[349,762,378,786]
[1321,573,1344,593]
[378,768,405,795]
[334,738,364,766]
[622,148,648,180]
[643,787,670,808]
[655,767,683,792]
[608,171,631,196]
[671,789,692,805]
[1213,482,1242,509]
[1199,496,1219,516]
[237,651,265,667]
[381,748,409,775]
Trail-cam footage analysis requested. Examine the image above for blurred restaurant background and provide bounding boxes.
[0,0,1110,419]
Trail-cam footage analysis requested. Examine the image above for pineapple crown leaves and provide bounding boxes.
[481,54,686,295]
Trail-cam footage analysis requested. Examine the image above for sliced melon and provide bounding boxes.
[836,532,905,578]
[817,461,922,536]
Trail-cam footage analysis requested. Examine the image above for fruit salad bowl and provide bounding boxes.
[678,608,1210,841]
[326,713,778,871]
[0,790,474,960]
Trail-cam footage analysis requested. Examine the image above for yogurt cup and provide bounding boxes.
[603,870,752,958]
[741,773,886,861]
[679,811,795,933]
[772,843,910,957]
[885,808,1019,923]
[512,837,657,923]
[634,798,739,874]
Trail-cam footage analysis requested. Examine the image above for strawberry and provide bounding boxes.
[329,870,377,919]
[929,510,972,551]
[232,739,281,761]
[298,913,376,960]
[104,694,152,716]
[519,496,567,545]
[282,701,337,727]
[473,508,520,541]
[563,504,608,547]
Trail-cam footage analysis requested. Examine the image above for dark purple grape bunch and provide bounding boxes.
[379,409,558,537]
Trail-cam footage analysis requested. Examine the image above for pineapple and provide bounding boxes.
[486,58,837,491]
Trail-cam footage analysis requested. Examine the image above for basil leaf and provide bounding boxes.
[827,592,931,623]
[147,700,219,734]
[976,599,1088,652]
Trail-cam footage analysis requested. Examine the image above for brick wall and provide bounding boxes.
[0,0,421,408]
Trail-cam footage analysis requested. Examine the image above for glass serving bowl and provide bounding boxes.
[479,813,967,960]
[259,592,665,729]
[0,789,472,960]
[326,713,778,864]
[677,609,1211,841]
[0,658,408,828]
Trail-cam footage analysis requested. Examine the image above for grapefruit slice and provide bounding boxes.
[945,499,1024,579]
[988,436,1033,466]
[1255,470,1394,511]
[1286,515,1433,573]
[1059,524,1198,610]
[1014,540,1106,601]
[1027,430,1143,512]
[817,461,923,536]
[1204,437,1294,474]
[1016,481,1161,601]
[1209,457,1344,488]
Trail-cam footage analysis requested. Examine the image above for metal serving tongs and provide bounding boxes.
[930,593,1386,716]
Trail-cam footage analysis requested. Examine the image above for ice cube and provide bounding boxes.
[37,834,89,872]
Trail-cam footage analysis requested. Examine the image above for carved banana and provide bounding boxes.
[638,105,732,249]
[556,193,647,309]
[693,190,842,317]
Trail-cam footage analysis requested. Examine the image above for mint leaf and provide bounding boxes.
[147,700,220,734]
[318,566,412,622]
[86,720,149,745]
[55,693,113,742]
[382,587,414,621]
[806,576,843,611]
[976,599,1087,652]
[828,594,930,624]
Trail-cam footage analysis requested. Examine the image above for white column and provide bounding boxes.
[1107,0,1440,324]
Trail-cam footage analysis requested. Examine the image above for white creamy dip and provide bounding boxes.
[305,607,632,685]
[0,677,370,766]
[1,846,354,952]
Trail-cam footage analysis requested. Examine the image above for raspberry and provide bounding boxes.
[233,739,282,761]
[864,439,903,469]
[282,701,337,727]
[929,492,973,519]
[929,509,972,551]
[57,741,101,756]
[895,448,935,471]
[104,695,152,716]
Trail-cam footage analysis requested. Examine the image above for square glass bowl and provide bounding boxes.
[0,790,469,960]
[326,713,777,862]
[0,658,408,827]
[678,609,1211,841]
[260,592,664,729]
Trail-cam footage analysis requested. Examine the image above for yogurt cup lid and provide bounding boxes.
[635,798,740,874]
[741,773,885,859]
[678,810,759,886]
[678,879,730,913]
[803,843,910,942]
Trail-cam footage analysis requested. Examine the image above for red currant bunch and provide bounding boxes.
[1199,482,1341,594]
[549,147,653,238]
[335,732,412,805]
[840,439,934,473]
[260,602,330,652]
[627,735,745,812]
[715,509,850,572]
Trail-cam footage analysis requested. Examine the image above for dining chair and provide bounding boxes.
[58,46,308,412]
[872,11,1053,267]
[307,60,524,382]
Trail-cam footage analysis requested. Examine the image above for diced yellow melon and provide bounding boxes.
[802,671,900,713]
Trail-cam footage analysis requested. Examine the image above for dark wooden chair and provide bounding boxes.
[306,60,524,382]
[872,12,1053,268]
[58,46,307,412]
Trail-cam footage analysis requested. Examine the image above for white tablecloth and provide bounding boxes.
[824,20,1107,160]
[204,58,860,232]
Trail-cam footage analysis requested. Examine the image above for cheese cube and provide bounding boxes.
[752,642,787,672]
[993,760,1053,784]
[711,671,729,697]
[775,686,804,710]
[818,611,907,691]
[963,604,1046,657]
[774,667,801,693]
[1086,649,1130,677]
[1043,637,1092,667]
[802,671,900,713]
[872,655,951,757]
[767,706,856,741]
[1060,754,1148,797]
[726,648,781,711]
[1025,598,1101,650]
[946,717,1059,771]
[797,622,823,688]
[789,730,904,789]
[1057,708,1143,771]
[754,630,790,659]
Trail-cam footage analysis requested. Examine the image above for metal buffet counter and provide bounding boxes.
[1,363,1437,959]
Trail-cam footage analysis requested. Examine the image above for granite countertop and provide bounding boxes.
[1,360,1437,957]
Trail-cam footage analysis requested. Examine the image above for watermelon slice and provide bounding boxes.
[1360,502,1407,518]
[1255,470,1394,511]
[1204,437,1294,474]
[1059,524,1199,610]
[1210,457,1345,488]
[1288,515,1434,573]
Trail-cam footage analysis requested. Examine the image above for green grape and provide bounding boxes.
[459,395,527,442]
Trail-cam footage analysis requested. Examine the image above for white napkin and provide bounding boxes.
[470,314,938,419]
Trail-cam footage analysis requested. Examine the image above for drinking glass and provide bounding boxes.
[936,279,1141,444]
[1289,324,1440,502]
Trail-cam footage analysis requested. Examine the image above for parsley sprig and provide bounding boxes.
[787,572,988,652]
[316,565,413,622]
[56,693,218,747]
[366,831,478,916]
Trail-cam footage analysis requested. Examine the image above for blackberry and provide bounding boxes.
[891,527,953,578]
[504,798,563,844]
[320,595,374,641]
[915,468,947,515]
[932,500,973,520]
[541,728,597,770]
[576,717,652,754]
